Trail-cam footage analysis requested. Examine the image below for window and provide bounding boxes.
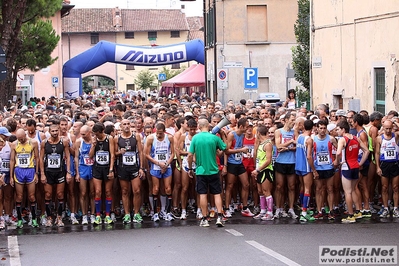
[91,33,99,45]
[205,6,215,47]
[126,84,135,91]
[148,31,157,39]
[171,63,180,69]
[171,31,180,38]
[126,65,135,70]
[375,68,385,113]
[247,5,268,42]
[125,32,134,39]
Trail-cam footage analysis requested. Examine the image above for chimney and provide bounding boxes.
[113,7,122,28]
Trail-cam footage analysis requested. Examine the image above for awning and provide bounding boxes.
[161,64,205,88]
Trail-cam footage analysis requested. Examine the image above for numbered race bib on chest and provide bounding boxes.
[96,151,110,165]
[234,152,242,161]
[1,159,10,172]
[384,148,396,160]
[47,154,61,169]
[317,152,330,165]
[123,152,136,166]
[154,150,169,170]
[243,146,254,158]
[17,154,30,168]
[83,155,94,166]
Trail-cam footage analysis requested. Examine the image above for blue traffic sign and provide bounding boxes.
[52,76,59,87]
[158,73,166,81]
[244,68,258,89]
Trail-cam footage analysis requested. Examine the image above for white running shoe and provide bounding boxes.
[71,215,79,225]
[288,209,298,219]
[82,215,88,225]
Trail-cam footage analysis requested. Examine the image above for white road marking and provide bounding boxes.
[225,229,243,236]
[246,240,301,266]
[8,236,22,266]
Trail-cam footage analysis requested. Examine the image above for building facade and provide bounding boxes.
[62,8,191,94]
[204,0,299,104]
[311,0,399,113]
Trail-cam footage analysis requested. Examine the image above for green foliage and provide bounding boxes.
[134,69,156,90]
[16,20,60,71]
[82,77,92,94]
[98,76,115,88]
[292,0,310,90]
[295,86,310,107]
[158,66,186,81]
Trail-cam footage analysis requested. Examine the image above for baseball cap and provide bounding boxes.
[0,127,11,136]
[336,109,347,117]
[327,123,337,132]
[309,114,318,120]
[184,112,193,117]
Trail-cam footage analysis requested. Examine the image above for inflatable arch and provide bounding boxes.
[63,39,205,99]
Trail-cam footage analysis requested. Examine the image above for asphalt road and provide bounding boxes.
[0,212,398,266]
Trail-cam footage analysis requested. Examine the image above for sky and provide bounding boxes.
[71,0,203,17]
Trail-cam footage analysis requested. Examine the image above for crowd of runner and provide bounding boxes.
[0,91,396,229]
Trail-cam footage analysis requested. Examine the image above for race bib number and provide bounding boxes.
[83,155,94,166]
[1,159,10,172]
[317,152,330,165]
[243,146,254,158]
[47,154,61,169]
[122,152,136,166]
[17,154,30,168]
[234,152,242,161]
[154,150,169,170]
[384,149,396,160]
[96,151,110,165]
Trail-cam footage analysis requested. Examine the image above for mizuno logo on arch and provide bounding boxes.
[115,44,187,65]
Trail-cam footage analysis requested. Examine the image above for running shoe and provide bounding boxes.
[45,217,53,227]
[82,215,89,225]
[354,212,362,219]
[274,209,282,219]
[369,204,377,214]
[300,214,315,222]
[16,220,23,229]
[216,217,224,227]
[0,218,5,230]
[241,208,255,217]
[133,213,143,223]
[152,213,160,222]
[379,209,389,218]
[253,212,266,219]
[307,210,314,216]
[180,212,187,220]
[313,212,324,219]
[90,215,96,224]
[123,214,131,224]
[196,211,203,220]
[171,208,180,219]
[261,213,274,221]
[362,210,372,218]
[377,207,385,216]
[341,216,356,223]
[41,214,47,226]
[281,210,289,218]
[56,216,64,227]
[209,209,216,218]
[71,215,79,225]
[229,205,235,214]
[104,215,113,225]
[31,219,39,228]
[223,210,232,218]
[199,219,209,227]
[159,211,167,220]
[288,209,298,219]
[110,212,117,223]
[328,211,335,220]
[93,215,102,225]
[333,208,340,217]
[253,206,260,214]
[165,213,174,221]
[393,209,399,218]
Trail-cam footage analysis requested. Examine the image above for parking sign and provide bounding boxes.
[244,68,258,89]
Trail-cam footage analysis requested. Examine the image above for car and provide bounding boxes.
[255,92,281,106]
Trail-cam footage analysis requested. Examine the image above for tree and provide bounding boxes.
[134,69,156,90]
[291,0,310,90]
[0,0,62,107]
